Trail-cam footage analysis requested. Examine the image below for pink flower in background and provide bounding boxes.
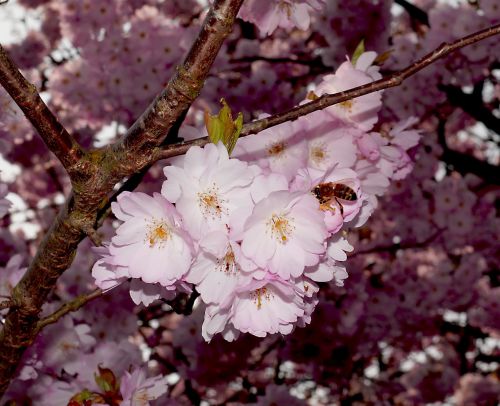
[239,0,326,35]
[120,368,169,406]
[107,192,194,287]
[242,190,328,280]
[162,142,256,239]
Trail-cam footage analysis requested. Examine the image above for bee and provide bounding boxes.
[312,182,358,216]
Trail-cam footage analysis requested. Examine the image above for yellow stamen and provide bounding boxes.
[268,214,294,244]
[339,100,354,112]
[146,219,171,248]
[197,184,226,219]
[252,287,273,309]
[267,141,286,157]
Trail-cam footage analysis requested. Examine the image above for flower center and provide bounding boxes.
[60,341,78,353]
[134,390,151,405]
[197,184,227,219]
[216,246,238,276]
[268,214,294,244]
[251,286,273,309]
[310,143,328,164]
[267,141,286,157]
[145,219,171,248]
[278,1,292,17]
[339,100,354,112]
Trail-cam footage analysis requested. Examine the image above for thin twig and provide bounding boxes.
[395,0,429,27]
[34,288,103,334]
[0,45,84,174]
[0,300,13,311]
[154,23,500,160]
[350,228,445,258]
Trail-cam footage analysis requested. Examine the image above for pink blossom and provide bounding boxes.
[108,192,194,287]
[120,368,169,406]
[162,142,256,239]
[239,0,326,35]
[129,279,178,307]
[315,59,382,131]
[202,276,306,341]
[91,246,129,292]
[299,111,359,171]
[305,257,348,286]
[233,119,307,181]
[357,133,381,161]
[186,230,256,305]
[241,191,328,280]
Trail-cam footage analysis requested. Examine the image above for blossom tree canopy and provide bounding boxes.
[0,0,499,404]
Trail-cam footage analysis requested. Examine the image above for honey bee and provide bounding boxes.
[312,182,358,216]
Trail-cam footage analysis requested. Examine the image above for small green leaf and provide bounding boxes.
[351,39,365,66]
[204,99,243,155]
[374,49,393,66]
[225,112,243,154]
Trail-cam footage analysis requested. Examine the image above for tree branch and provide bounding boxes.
[154,23,500,160]
[394,0,429,27]
[34,288,103,334]
[0,44,84,174]
[0,0,244,397]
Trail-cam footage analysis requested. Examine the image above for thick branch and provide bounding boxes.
[0,0,244,397]
[34,289,103,334]
[112,0,244,161]
[154,23,500,160]
[0,44,84,173]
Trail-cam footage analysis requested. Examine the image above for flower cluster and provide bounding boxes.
[93,53,421,342]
